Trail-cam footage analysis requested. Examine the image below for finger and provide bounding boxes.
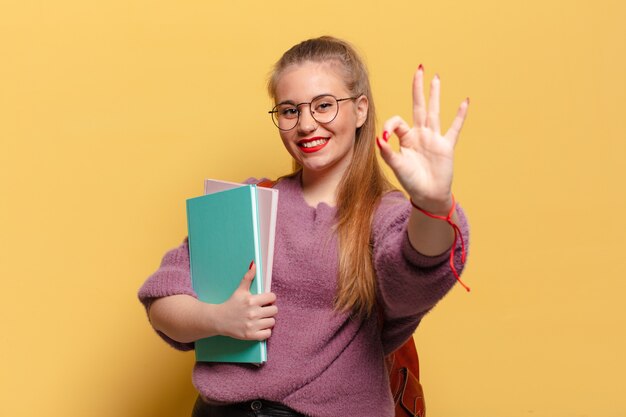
[382,115,412,149]
[412,65,426,128]
[377,134,403,173]
[427,74,441,134]
[255,328,272,341]
[237,260,256,291]
[257,317,276,330]
[254,292,277,307]
[258,303,278,318]
[382,116,412,140]
[444,98,470,145]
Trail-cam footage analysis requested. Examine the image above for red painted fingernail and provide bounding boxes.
[382,131,389,142]
[249,260,254,269]
[418,64,424,71]
[376,136,382,151]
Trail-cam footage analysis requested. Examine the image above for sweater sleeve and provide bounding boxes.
[137,238,197,351]
[372,192,470,354]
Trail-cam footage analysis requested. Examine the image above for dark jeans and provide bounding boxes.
[191,396,308,417]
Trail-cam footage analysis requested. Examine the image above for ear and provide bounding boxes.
[355,95,369,128]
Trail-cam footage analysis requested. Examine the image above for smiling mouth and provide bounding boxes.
[299,138,329,148]
[297,137,330,153]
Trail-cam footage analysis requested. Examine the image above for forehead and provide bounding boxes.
[274,61,349,103]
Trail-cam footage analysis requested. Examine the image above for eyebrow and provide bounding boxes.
[276,93,334,106]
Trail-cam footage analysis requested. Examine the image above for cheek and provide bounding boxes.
[279,133,299,159]
[334,115,359,138]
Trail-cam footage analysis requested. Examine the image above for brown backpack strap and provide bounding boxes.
[379,307,425,417]
[387,337,426,417]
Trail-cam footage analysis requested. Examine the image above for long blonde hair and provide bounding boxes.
[268,36,393,317]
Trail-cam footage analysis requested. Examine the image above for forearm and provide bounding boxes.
[148,294,221,344]
[406,204,458,256]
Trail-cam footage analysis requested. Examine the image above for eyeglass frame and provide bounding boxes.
[268,94,363,131]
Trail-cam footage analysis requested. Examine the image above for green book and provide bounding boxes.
[186,185,266,363]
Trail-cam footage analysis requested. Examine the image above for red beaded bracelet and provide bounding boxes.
[410,194,470,292]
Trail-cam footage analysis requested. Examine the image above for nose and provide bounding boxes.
[296,105,318,134]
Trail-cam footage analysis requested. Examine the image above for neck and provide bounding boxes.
[300,166,346,207]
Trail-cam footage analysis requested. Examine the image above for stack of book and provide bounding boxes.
[186,179,278,364]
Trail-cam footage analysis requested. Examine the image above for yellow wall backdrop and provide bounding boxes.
[1,0,625,416]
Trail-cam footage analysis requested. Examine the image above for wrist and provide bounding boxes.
[201,302,222,337]
[409,194,453,216]
[408,193,470,292]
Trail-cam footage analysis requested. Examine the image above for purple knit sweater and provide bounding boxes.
[138,173,469,417]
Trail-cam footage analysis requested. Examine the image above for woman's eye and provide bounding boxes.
[315,101,335,113]
[280,107,298,118]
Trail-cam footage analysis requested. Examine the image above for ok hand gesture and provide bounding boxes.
[377,65,469,214]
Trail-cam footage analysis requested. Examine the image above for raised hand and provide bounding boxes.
[215,262,278,341]
[377,65,469,215]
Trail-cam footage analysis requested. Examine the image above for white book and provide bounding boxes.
[204,179,279,292]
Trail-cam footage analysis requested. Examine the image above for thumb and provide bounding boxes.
[237,260,256,292]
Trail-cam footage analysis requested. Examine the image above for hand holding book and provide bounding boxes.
[214,261,278,341]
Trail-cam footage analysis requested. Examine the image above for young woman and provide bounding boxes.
[138,36,470,417]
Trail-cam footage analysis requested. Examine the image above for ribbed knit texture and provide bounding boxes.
[138,173,469,417]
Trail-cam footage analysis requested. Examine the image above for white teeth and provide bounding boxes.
[301,139,328,148]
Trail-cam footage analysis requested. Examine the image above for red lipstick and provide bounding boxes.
[298,136,330,153]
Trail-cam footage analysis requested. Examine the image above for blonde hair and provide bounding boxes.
[268,36,393,317]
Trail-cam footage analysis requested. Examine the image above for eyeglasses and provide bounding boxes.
[268,94,361,131]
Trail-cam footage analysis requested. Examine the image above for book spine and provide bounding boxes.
[249,185,267,362]
[249,185,264,295]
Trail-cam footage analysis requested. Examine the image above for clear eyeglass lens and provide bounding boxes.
[272,104,297,130]
[277,105,299,119]
[272,95,339,130]
[311,96,338,122]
